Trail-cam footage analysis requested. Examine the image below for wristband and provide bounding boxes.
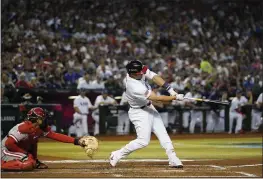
[162,82,171,91]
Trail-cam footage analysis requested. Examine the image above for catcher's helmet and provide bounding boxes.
[27,107,46,122]
[126,60,146,74]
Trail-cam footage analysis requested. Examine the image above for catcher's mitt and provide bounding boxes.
[78,136,99,158]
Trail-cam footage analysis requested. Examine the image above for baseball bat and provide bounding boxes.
[183,97,230,105]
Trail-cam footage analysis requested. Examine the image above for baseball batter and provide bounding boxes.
[1,107,87,171]
[229,90,248,134]
[92,90,116,136]
[73,89,94,136]
[109,60,184,168]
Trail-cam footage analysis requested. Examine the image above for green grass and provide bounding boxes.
[38,137,262,160]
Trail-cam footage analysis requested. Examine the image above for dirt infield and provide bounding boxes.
[1,133,262,178]
[2,158,262,178]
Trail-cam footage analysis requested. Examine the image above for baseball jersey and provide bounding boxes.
[256,93,263,104]
[94,95,116,108]
[125,74,152,108]
[230,96,248,112]
[74,95,93,114]
[1,121,51,153]
[120,92,128,105]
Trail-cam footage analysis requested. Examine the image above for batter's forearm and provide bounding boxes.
[152,75,178,96]
[152,75,165,86]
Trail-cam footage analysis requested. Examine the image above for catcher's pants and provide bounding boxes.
[92,111,100,136]
[73,113,88,136]
[117,105,180,163]
[117,110,130,135]
[1,148,36,171]
[160,112,169,128]
[189,110,203,133]
[229,112,243,134]
[251,110,262,130]
[1,148,28,162]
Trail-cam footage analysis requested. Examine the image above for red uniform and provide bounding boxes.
[1,107,78,171]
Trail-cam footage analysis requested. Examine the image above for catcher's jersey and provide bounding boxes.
[125,74,152,108]
[74,95,93,114]
[1,121,51,151]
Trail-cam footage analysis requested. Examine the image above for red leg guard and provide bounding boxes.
[1,159,35,171]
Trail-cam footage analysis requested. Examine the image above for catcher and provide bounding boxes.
[1,107,98,171]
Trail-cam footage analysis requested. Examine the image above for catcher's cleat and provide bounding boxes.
[36,160,48,169]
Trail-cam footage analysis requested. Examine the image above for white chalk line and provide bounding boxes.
[235,171,258,177]
[3,171,246,178]
[227,164,263,168]
[43,159,220,163]
[209,165,226,170]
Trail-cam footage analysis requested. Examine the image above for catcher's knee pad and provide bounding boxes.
[1,159,34,171]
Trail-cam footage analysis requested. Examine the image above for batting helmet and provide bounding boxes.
[27,107,46,122]
[126,60,147,74]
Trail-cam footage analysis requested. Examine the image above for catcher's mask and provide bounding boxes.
[26,107,47,128]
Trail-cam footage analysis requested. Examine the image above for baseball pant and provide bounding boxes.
[160,112,169,128]
[73,113,88,136]
[189,110,203,134]
[168,111,177,125]
[1,148,36,171]
[117,105,180,164]
[229,112,243,134]
[1,149,28,162]
[251,110,262,130]
[117,110,130,135]
[92,111,100,136]
[182,111,191,129]
[215,109,225,132]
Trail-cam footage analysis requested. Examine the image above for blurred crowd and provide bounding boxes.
[1,0,263,104]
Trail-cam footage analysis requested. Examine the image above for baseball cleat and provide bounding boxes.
[169,156,183,168]
[109,151,120,167]
[169,165,183,169]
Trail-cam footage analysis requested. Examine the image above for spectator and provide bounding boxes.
[77,72,93,89]
[1,85,10,104]
[171,77,185,92]
[64,68,81,87]
[15,73,32,89]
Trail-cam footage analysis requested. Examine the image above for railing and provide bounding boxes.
[1,103,256,137]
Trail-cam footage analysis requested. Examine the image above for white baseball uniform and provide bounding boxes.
[206,106,226,133]
[111,69,182,166]
[117,92,130,135]
[229,96,248,134]
[182,92,193,129]
[73,95,93,137]
[189,93,203,134]
[251,93,262,130]
[92,95,116,135]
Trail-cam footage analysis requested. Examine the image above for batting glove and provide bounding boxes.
[176,94,184,101]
